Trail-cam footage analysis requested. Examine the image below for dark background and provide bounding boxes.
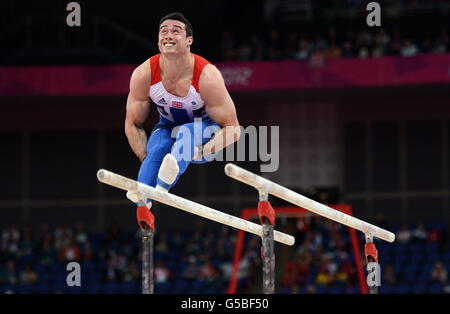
[1,0,450,233]
[1,0,449,64]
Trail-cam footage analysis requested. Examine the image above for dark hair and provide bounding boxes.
[159,12,193,37]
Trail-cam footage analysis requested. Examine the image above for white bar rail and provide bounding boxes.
[97,169,295,246]
[224,163,395,243]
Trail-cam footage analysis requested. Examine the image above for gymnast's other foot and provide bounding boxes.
[156,153,179,192]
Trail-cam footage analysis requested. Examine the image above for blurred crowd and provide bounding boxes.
[395,222,442,244]
[281,216,360,293]
[1,216,450,293]
[282,215,450,293]
[219,27,449,62]
[0,220,260,293]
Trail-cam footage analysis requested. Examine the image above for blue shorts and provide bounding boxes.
[137,116,220,191]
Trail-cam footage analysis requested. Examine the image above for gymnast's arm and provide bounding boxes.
[125,60,151,162]
[199,64,241,157]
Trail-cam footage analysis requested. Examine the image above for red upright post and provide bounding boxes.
[364,234,379,294]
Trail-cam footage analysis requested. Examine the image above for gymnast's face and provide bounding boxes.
[158,19,193,55]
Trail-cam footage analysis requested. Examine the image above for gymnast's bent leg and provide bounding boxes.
[157,118,221,190]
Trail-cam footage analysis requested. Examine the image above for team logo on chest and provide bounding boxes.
[157,98,167,105]
[172,100,184,109]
